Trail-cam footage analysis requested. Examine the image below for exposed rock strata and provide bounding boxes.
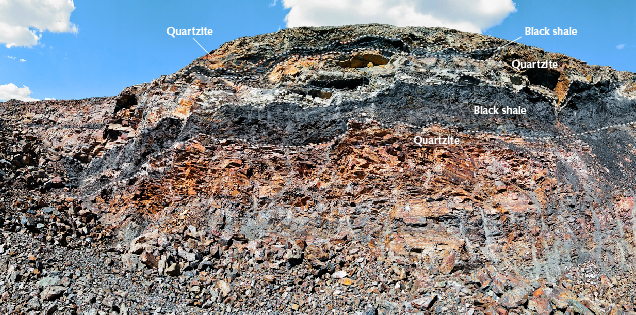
[1,24,636,314]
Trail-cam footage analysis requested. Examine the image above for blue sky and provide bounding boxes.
[0,0,633,101]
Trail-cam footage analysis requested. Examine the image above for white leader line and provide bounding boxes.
[496,36,522,51]
[193,38,213,58]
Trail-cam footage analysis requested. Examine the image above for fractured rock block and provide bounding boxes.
[491,192,532,214]
[394,200,452,225]
[40,286,66,301]
[528,297,553,315]
[439,251,456,274]
[178,247,197,262]
[392,231,465,256]
[140,251,158,269]
[500,286,530,309]
[217,280,232,297]
[121,253,142,271]
[411,294,438,310]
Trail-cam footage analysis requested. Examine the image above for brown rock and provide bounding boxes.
[339,52,389,68]
[609,305,625,315]
[209,245,220,258]
[128,243,146,254]
[600,275,612,287]
[349,57,368,68]
[391,230,464,256]
[305,245,328,262]
[282,66,299,76]
[219,159,242,169]
[140,251,158,268]
[528,297,553,315]
[439,251,456,274]
[476,269,491,288]
[337,60,351,68]
[491,192,532,214]
[360,52,388,65]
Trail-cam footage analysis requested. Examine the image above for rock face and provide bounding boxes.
[1,24,636,314]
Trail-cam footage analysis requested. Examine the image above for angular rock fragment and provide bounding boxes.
[121,253,141,271]
[37,276,61,288]
[217,280,232,297]
[40,286,66,301]
[140,251,158,268]
[332,270,347,279]
[500,286,529,309]
[411,294,438,310]
[528,297,553,315]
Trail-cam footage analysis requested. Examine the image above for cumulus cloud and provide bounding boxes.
[616,44,626,50]
[20,58,26,62]
[0,0,78,48]
[0,83,39,102]
[281,0,516,33]
[7,56,16,59]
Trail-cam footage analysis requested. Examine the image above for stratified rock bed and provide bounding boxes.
[2,24,636,314]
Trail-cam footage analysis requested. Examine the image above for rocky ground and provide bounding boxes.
[1,24,636,314]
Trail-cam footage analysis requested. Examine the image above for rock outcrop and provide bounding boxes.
[1,24,636,314]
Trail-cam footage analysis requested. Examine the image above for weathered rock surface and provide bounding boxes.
[1,24,636,314]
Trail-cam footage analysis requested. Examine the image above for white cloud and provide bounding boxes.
[7,55,16,59]
[269,0,278,7]
[19,58,25,62]
[44,97,56,100]
[281,0,516,33]
[617,44,626,50]
[0,83,39,102]
[0,0,78,48]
